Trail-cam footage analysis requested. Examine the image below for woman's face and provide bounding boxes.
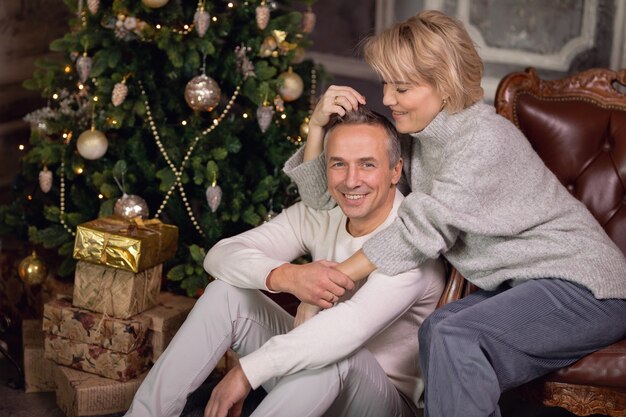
[382,81,443,134]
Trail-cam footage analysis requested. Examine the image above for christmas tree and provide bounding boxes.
[0,0,322,296]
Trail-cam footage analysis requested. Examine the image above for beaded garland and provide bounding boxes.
[140,80,241,237]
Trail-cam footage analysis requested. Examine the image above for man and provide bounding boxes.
[125,108,445,417]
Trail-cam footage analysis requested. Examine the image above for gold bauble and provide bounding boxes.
[278,67,304,102]
[76,128,108,160]
[299,117,310,138]
[184,74,221,112]
[141,0,169,8]
[18,251,48,285]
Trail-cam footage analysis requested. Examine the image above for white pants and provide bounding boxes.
[125,280,418,417]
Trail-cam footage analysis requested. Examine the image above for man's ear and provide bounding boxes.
[391,158,403,185]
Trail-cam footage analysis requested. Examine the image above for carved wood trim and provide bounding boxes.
[515,380,626,417]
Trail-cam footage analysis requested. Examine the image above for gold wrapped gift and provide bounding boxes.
[73,216,178,273]
[43,298,151,352]
[73,261,162,319]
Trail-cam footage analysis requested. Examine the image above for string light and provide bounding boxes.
[139,80,241,237]
[18,144,25,151]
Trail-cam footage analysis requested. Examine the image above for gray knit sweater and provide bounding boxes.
[284,102,626,299]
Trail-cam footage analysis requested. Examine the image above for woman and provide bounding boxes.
[284,10,626,417]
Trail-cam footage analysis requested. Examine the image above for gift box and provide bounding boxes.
[43,298,151,353]
[55,365,146,417]
[22,319,57,393]
[72,261,162,319]
[73,215,178,273]
[44,334,151,381]
[140,291,196,360]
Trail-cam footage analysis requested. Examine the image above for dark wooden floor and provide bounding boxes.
[0,356,608,417]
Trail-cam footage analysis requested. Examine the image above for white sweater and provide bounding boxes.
[204,191,445,405]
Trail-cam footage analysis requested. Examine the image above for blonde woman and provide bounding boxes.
[284,10,626,417]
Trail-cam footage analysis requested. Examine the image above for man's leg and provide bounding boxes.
[420,279,626,417]
[250,349,417,417]
[125,280,293,417]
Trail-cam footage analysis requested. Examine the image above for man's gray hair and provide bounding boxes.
[324,107,401,167]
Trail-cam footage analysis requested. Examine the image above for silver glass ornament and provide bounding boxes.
[114,193,150,219]
[184,74,221,112]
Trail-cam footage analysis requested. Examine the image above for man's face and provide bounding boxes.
[326,123,402,236]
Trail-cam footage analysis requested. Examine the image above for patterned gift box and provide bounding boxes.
[55,365,146,417]
[140,291,196,360]
[44,334,151,381]
[22,319,57,393]
[73,215,178,273]
[43,298,151,353]
[72,261,162,319]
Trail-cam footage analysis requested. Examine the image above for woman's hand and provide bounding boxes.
[309,85,367,129]
[304,85,366,162]
[294,302,322,327]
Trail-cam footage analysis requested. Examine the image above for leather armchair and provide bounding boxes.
[438,67,626,416]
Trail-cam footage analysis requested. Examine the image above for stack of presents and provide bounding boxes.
[21,216,197,417]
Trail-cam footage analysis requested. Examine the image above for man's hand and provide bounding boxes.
[267,260,354,309]
[204,364,251,417]
[294,302,322,327]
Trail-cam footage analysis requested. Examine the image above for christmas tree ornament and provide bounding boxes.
[278,67,304,102]
[255,1,270,30]
[291,47,306,64]
[184,74,221,112]
[194,6,210,37]
[76,127,108,160]
[299,117,310,139]
[256,102,274,133]
[235,44,255,79]
[205,179,222,213]
[111,78,129,106]
[259,36,278,57]
[302,6,316,33]
[273,95,285,112]
[18,251,48,285]
[76,52,93,83]
[114,193,150,219]
[142,0,169,8]
[87,0,100,14]
[39,165,53,193]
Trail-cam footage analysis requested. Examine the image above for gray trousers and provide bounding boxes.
[126,279,417,417]
[418,278,626,417]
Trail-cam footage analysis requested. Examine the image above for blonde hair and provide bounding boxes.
[363,10,484,113]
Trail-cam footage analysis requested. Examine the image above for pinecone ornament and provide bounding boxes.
[206,182,222,213]
[87,0,100,14]
[111,81,128,106]
[256,104,274,133]
[302,6,316,33]
[256,3,270,30]
[194,8,210,37]
[76,53,92,83]
[39,166,53,193]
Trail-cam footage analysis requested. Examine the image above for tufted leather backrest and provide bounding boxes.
[495,68,626,256]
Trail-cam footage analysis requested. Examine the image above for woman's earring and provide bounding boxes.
[440,98,447,111]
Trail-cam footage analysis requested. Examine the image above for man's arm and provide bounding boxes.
[238,261,444,390]
[203,203,353,307]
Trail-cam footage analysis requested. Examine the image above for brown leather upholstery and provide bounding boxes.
[439,67,626,417]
